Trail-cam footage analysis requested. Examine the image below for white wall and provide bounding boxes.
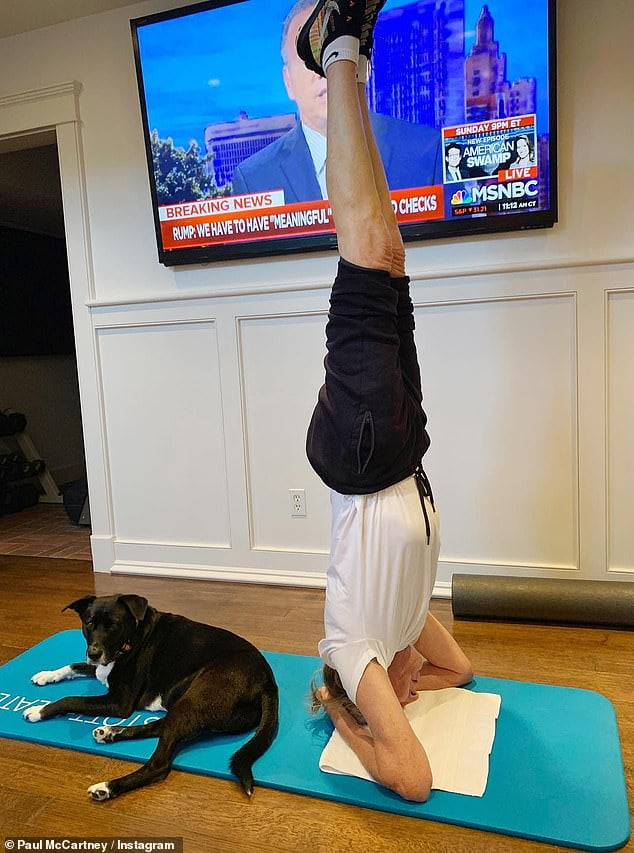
[0,0,632,590]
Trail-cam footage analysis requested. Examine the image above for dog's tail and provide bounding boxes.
[230,676,279,798]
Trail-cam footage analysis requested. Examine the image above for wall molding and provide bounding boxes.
[438,559,580,574]
[86,256,634,309]
[0,81,81,134]
[423,291,581,573]
[93,316,220,330]
[90,534,115,573]
[605,288,634,575]
[235,311,326,552]
[115,538,232,550]
[0,81,81,109]
[110,560,454,598]
[251,544,330,556]
[93,316,233,552]
[111,561,327,587]
[234,294,580,572]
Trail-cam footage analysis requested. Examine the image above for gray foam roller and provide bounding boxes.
[451,574,634,628]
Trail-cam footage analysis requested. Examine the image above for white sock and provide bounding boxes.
[356,54,369,84]
[322,35,359,75]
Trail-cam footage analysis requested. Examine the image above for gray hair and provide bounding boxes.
[280,0,316,63]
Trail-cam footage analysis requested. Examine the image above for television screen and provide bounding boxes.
[131,0,557,266]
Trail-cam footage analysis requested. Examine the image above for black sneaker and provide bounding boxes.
[359,0,388,58]
[296,0,365,78]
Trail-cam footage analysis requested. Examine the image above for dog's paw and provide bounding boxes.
[87,782,111,802]
[92,725,116,744]
[23,705,46,722]
[31,669,63,686]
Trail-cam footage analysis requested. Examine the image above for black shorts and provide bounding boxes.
[306,258,431,495]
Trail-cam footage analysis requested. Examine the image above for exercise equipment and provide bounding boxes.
[452,574,634,629]
[0,631,629,851]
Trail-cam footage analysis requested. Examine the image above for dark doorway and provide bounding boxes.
[0,132,90,559]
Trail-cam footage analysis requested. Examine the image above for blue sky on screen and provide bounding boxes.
[135,0,550,150]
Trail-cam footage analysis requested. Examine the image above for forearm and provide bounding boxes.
[415,661,473,691]
[321,700,381,782]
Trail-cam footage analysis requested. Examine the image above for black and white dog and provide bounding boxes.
[24,594,278,801]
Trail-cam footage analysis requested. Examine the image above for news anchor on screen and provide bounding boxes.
[508,135,535,168]
[231,0,442,202]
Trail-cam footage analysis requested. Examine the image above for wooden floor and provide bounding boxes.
[0,555,631,853]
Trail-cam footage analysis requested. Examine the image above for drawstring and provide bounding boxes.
[414,464,435,544]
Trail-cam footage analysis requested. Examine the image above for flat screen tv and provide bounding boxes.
[131,0,557,266]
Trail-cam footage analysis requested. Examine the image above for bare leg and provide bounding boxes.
[325,61,392,272]
[413,613,473,690]
[356,80,423,398]
[357,82,406,278]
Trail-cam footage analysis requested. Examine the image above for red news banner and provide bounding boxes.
[160,186,445,250]
[498,165,538,183]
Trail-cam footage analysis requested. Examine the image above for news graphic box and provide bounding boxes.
[442,115,543,218]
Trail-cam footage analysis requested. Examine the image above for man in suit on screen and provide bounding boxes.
[444,142,489,182]
[231,0,442,203]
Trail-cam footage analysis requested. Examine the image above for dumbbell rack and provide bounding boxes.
[3,432,62,504]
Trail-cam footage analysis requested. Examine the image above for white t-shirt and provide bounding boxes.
[318,474,440,704]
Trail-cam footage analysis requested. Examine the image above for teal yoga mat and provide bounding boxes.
[0,631,629,851]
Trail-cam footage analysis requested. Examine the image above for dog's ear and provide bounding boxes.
[119,594,148,624]
[62,595,96,618]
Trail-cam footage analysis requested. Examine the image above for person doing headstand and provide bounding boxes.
[298,0,473,803]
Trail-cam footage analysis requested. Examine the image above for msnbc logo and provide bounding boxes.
[451,189,473,205]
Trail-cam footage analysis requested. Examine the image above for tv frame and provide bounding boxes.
[130,0,558,267]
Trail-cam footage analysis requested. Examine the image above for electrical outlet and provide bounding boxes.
[289,488,306,517]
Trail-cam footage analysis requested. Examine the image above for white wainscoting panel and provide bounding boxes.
[416,294,579,573]
[238,312,331,553]
[607,290,634,574]
[96,320,231,547]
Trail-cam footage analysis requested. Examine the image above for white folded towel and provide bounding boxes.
[319,688,501,797]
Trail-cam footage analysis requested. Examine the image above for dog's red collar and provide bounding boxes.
[115,641,133,658]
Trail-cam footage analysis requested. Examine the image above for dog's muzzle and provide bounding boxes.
[87,645,104,663]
